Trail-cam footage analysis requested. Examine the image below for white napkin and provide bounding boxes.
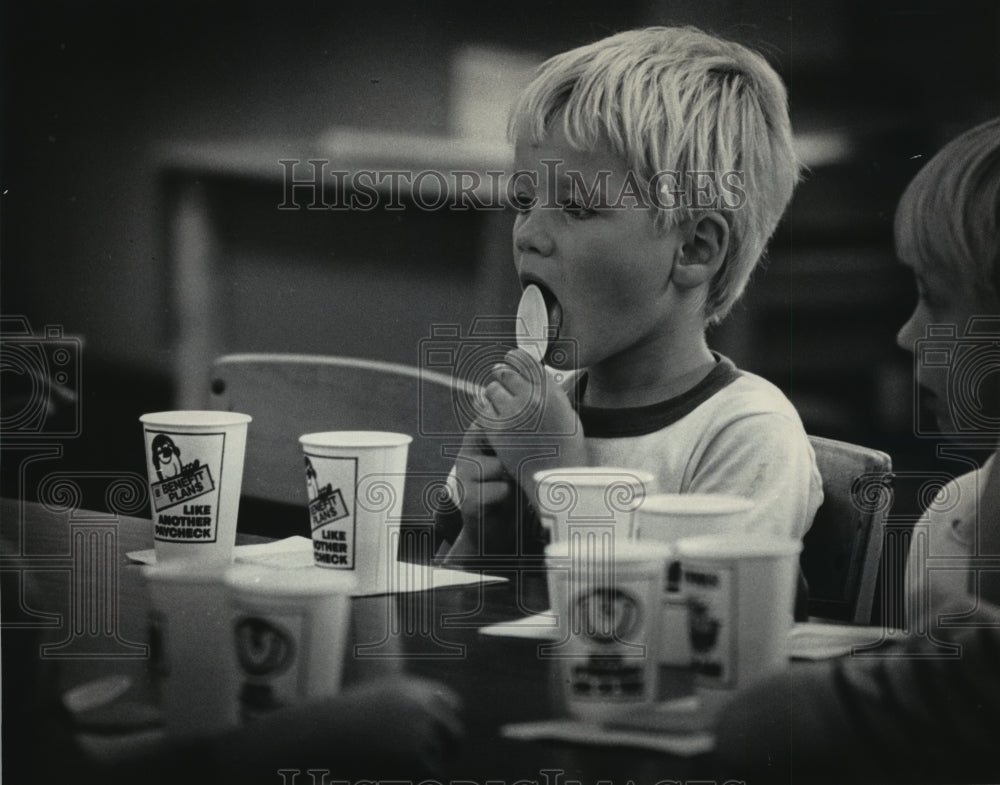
[502,717,714,756]
[126,536,309,567]
[480,613,899,659]
[479,611,560,640]
[788,621,902,659]
[127,536,508,597]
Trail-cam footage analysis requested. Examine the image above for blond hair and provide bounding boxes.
[894,117,1000,301]
[509,26,799,324]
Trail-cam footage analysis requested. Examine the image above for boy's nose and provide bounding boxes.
[513,211,554,257]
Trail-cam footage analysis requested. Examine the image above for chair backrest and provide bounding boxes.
[207,353,463,542]
[801,435,894,624]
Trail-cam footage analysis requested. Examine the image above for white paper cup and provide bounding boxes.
[142,561,240,737]
[544,537,672,722]
[226,565,355,721]
[636,494,753,666]
[675,534,801,713]
[299,431,411,594]
[140,410,252,564]
[534,467,655,543]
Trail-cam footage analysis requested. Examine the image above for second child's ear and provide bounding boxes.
[671,213,729,289]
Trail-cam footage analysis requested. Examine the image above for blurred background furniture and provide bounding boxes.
[207,353,465,561]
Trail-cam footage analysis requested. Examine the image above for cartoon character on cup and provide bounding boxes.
[577,587,641,644]
[304,456,320,500]
[688,598,721,654]
[151,433,202,481]
[571,588,645,697]
[235,616,296,718]
[151,434,184,480]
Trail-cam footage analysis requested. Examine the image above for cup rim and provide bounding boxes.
[140,410,252,428]
[638,493,753,516]
[299,431,413,448]
[544,539,673,563]
[533,466,656,486]
[674,534,802,559]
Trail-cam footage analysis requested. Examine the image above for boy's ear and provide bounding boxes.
[671,213,729,290]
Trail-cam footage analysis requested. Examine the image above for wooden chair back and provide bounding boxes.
[207,353,463,546]
[802,435,894,624]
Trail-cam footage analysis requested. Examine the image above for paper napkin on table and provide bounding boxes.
[502,718,714,756]
[125,536,309,568]
[127,536,507,597]
[480,613,898,659]
[788,621,901,659]
[479,611,560,640]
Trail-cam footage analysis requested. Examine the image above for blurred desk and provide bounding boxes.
[158,132,518,409]
[1,498,710,782]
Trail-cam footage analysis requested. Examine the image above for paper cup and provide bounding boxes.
[226,565,355,721]
[534,467,655,543]
[143,561,240,737]
[636,494,753,665]
[140,410,251,563]
[299,431,411,594]
[544,537,672,722]
[675,534,801,713]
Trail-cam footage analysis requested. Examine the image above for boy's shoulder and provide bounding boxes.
[719,363,804,419]
[665,362,809,441]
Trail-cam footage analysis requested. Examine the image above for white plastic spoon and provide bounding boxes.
[516,284,548,364]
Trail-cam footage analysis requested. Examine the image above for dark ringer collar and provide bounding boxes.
[573,353,741,438]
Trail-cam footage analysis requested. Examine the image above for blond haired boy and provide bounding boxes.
[440,27,823,562]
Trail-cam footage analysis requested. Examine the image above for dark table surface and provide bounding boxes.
[1,497,714,784]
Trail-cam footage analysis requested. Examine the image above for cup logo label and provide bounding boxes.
[573,587,642,644]
[685,566,735,687]
[235,617,295,676]
[304,454,357,569]
[570,653,646,701]
[235,615,301,717]
[145,430,225,543]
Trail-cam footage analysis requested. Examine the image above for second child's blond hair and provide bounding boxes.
[895,117,1000,303]
[509,26,799,324]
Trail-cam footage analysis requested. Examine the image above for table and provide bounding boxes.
[0,497,713,783]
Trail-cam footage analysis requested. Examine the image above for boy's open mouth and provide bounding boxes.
[525,280,562,339]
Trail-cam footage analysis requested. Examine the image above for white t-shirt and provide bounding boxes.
[904,452,998,627]
[574,354,823,540]
[437,354,823,553]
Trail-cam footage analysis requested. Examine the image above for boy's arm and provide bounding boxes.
[439,349,584,563]
[713,602,1000,784]
[438,425,518,562]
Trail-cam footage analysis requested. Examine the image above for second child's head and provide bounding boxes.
[508,26,798,368]
[895,117,1000,437]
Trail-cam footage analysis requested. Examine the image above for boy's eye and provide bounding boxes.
[512,192,536,212]
[559,200,597,219]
